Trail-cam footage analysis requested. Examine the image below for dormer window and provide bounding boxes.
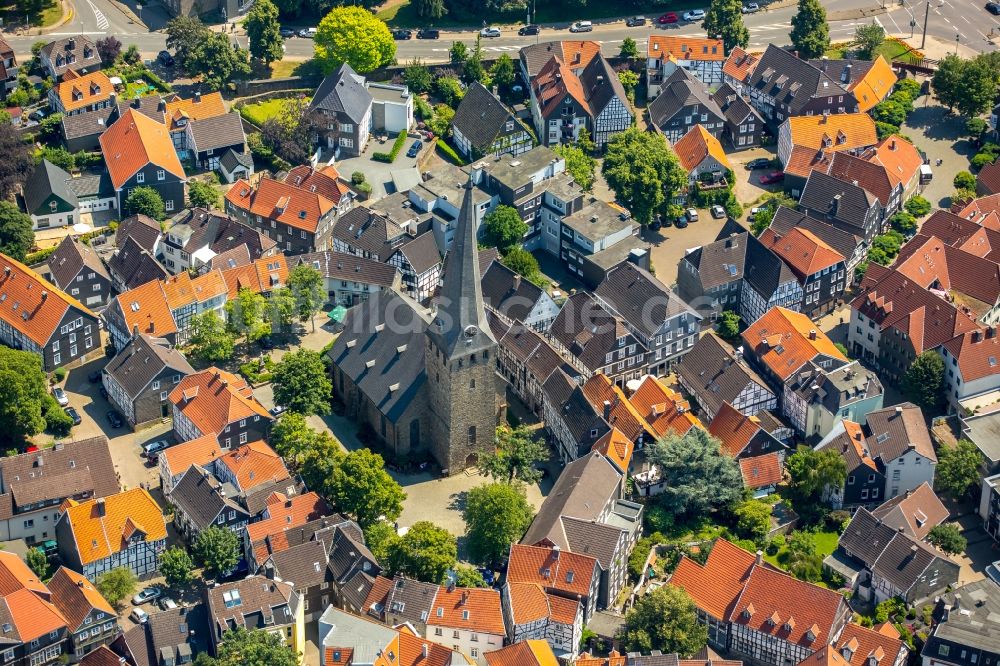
[50,201,58,212]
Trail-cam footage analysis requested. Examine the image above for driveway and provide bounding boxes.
[902,92,973,210]
[646,210,730,288]
[729,146,781,210]
[334,134,425,200]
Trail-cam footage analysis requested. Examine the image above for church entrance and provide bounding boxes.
[465,452,478,467]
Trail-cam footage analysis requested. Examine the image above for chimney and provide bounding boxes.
[793,50,799,58]
[513,274,521,291]
[809,329,817,340]
[68,37,76,50]
[422,645,428,658]
[95,497,106,517]
[110,92,117,108]
[41,290,47,301]
[603,400,611,421]
[830,193,841,216]
[461,590,469,605]
[973,330,983,343]
[755,550,764,566]
[157,99,167,113]
[194,91,202,103]
[889,139,896,150]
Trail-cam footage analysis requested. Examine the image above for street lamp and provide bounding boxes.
[955,32,960,53]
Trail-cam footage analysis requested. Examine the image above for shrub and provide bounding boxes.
[53,367,67,382]
[895,77,921,98]
[953,170,976,190]
[373,132,409,163]
[436,138,465,165]
[875,121,900,140]
[971,152,996,170]
[414,96,433,120]
[904,195,931,217]
[43,395,73,436]
[351,171,366,185]
[25,246,57,266]
[239,355,275,384]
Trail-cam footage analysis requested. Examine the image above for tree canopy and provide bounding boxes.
[287,263,327,331]
[482,205,528,252]
[936,439,983,499]
[702,0,749,53]
[226,288,271,343]
[0,122,32,202]
[215,628,299,666]
[902,351,945,413]
[188,311,235,362]
[853,22,885,59]
[96,568,137,607]
[480,424,548,484]
[193,526,241,577]
[0,202,35,261]
[620,585,708,656]
[644,428,743,521]
[314,7,396,74]
[272,349,331,416]
[927,524,967,555]
[159,547,195,589]
[246,0,285,66]
[124,187,165,221]
[188,180,221,209]
[386,520,457,584]
[932,53,1000,116]
[463,482,535,566]
[603,127,688,225]
[326,448,406,529]
[553,142,595,190]
[790,0,830,59]
[0,347,53,445]
[786,445,847,498]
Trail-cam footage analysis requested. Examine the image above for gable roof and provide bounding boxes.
[742,306,847,380]
[941,328,1000,382]
[870,482,948,540]
[485,640,559,666]
[738,452,784,489]
[245,491,331,544]
[864,403,935,462]
[550,292,646,373]
[769,206,863,265]
[978,159,1000,195]
[0,252,95,348]
[429,585,505,635]
[813,56,895,112]
[103,333,194,401]
[722,47,761,83]
[627,374,701,439]
[23,159,77,214]
[54,70,113,114]
[825,151,896,208]
[676,332,772,418]
[832,622,907,666]
[503,581,580,627]
[161,433,223,480]
[785,113,877,154]
[708,402,771,457]
[578,53,631,118]
[581,374,655,443]
[748,45,852,115]
[62,488,167,565]
[188,112,247,153]
[506,543,598,599]
[101,109,186,189]
[214,440,289,493]
[595,261,699,339]
[451,83,522,154]
[673,124,731,173]
[47,567,115,630]
[680,230,748,291]
[520,40,601,78]
[116,214,162,255]
[47,235,109,291]
[864,135,923,190]
[311,63,373,123]
[670,538,757,620]
[647,35,725,62]
[164,91,227,131]
[649,68,724,129]
[168,367,271,436]
[592,428,633,474]
[759,226,845,279]
[111,277,176,338]
[226,177,334,234]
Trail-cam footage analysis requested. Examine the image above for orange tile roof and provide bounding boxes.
[865,135,923,190]
[582,374,654,443]
[628,375,702,438]
[760,227,845,279]
[285,165,351,205]
[430,585,506,635]
[216,440,289,493]
[162,269,228,311]
[800,646,853,666]
[4,587,66,642]
[848,56,895,112]
[738,452,784,489]
[507,543,597,599]
[485,640,559,666]
[54,70,113,113]
[100,108,186,190]
[532,55,590,119]
[592,428,633,473]
[220,254,289,299]
[577,651,626,666]
[0,253,95,347]
[786,114,877,154]
[783,144,832,179]
[741,307,847,381]
[647,36,725,62]
[0,551,48,597]
[47,567,115,630]
[114,279,177,339]
[834,623,907,666]
[225,177,333,233]
[396,625,473,666]
[941,329,1000,382]
[673,125,731,174]
[722,47,760,83]
[168,367,271,437]
[505,582,580,626]
[164,91,227,131]
[63,488,167,566]
[161,433,223,479]
[245,491,330,544]
[670,538,756,620]
[708,402,765,457]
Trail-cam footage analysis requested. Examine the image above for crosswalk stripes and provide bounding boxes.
[87,0,109,31]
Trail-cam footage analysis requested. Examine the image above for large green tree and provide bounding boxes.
[362,520,399,563]
[188,311,235,362]
[786,446,847,498]
[215,628,299,666]
[620,585,707,655]
[159,547,195,589]
[193,526,241,577]
[553,143,595,190]
[480,425,548,484]
[936,439,983,499]
[482,205,528,252]
[272,349,331,416]
[0,120,34,202]
[854,22,885,59]
[734,499,773,544]
[385,521,457,584]
[226,288,270,343]
[413,0,446,18]
[0,202,34,261]
[25,547,49,580]
[702,0,749,53]
[644,428,743,521]
[96,568,137,607]
[124,187,165,221]
[902,351,945,413]
[165,15,211,71]
[287,263,327,331]
[0,347,51,445]
[314,6,395,74]
[188,180,221,209]
[246,0,285,66]
[789,0,830,59]
[932,54,964,111]
[603,127,687,225]
[955,57,999,118]
[326,449,406,529]
[463,482,535,566]
[927,524,967,554]
[491,54,516,94]
[187,32,252,91]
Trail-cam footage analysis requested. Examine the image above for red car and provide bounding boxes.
[658,12,679,23]
[759,171,785,185]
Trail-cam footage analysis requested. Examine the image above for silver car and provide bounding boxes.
[52,386,69,406]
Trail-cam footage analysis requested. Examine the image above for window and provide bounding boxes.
[453,631,460,639]
[23,520,33,528]
[471,650,479,659]
[468,426,476,445]
[165,200,174,212]
[136,172,145,183]
[71,288,79,296]
[160,391,168,401]
[3,649,13,662]
[239,432,248,444]
[152,380,160,390]
[157,170,165,181]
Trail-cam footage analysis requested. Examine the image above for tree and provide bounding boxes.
[188,180,221,209]
[287,263,327,331]
[124,187,165,220]
[618,70,640,102]
[187,32,252,91]
[96,36,122,65]
[932,54,964,111]
[449,42,468,66]
[433,77,464,107]
[123,44,141,65]
[954,170,976,190]
[936,439,983,499]
[717,310,740,339]
[491,54,516,93]
[166,16,212,71]
[272,349,331,416]
[0,347,51,445]
[786,446,847,498]
[193,525,241,577]
[702,0,749,52]
[462,37,487,85]
[902,351,945,413]
[620,585,707,655]
[0,123,35,203]
[363,520,399,563]
[226,288,270,342]
[619,37,640,59]
[734,499,772,544]
[159,547,195,589]
[188,311,235,362]
[603,127,687,225]
[413,0,446,18]
[785,530,823,582]
[904,195,931,217]
[295,431,344,494]
[854,22,885,59]
[386,521,457,584]
[749,193,795,236]
[553,143,595,190]
[967,117,989,139]
[96,568,137,607]
[956,57,997,118]
[270,411,316,459]
[404,60,433,94]
[463,482,535,566]
[890,211,917,235]
[0,202,35,261]
[246,0,284,66]
[215,628,298,666]
[644,428,743,520]
[327,449,406,528]
[454,565,488,587]
[267,288,298,330]
[501,248,542,283]
[927,524,967,555]
[25,547,49,580]
[789,0,829,59]
[483,205,528,252]
[480,424,548,484]
[314,7,395,74]
[873,100,906,127]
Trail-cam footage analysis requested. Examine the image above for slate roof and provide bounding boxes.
[61,106,115,141]
[870,482,948,540]
[23,159,77,213]
[104,333,194,401]
[65,172,113,200]
[676,332,772,419]
[682,230,747,291]
[579,53,631,118]
[220,148,254,173]
[332,206,408,261]
[264,539,330,590]
[146,603,210,666]
[168,465,248,530]
[865,403,935,462]
[108,236,169,291]
[549,292,646,373]
[291,250,399,288]
[799,170,878,233]
[741,226,800,302]
[748,45,852,115]
[394,232,440,274]
[786,361,882,417]
[166,207,276,260]
[713,83,764,128]
[310,63,373,123]
[649,67,724,129]
[116,214,161,254]
[205,576,299,635]
[542,368,610,448]
[188,113,246,153]
[481,261,547,322]
[451,82,521,154]
[40,35,101,75]
[595,261,699,338]
[47,236,109,290]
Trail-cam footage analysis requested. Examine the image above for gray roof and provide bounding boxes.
[870,531,956,595]
[40,35,101,75]
[318,606,399,663]
[23,159,77,214]
[682,231,748,291]
[628,653,681,666]
[167,208,276,260]
[116,214,162,254]
[799,170,879,232]
[729,218,799,300]
[311,63,373,124]
[65,172,113,200]
[104,334,194,401]
[865,403,936,463]
[451,82,520,154]
[494,317,569,388]
[785,360,881,415]
[542,368,609,453]
[220,148,254,172]
[924,580,1000,663]
[394,232,441,275]
[169,465,248,530]
[146,603,210,666]
[579,53,631,118]
[332,206,409,262]
[676,332,772,418]
[561,197,637,242]
[188,113,246,153]
[385,575,438,624]
[292,250,399,288]
[838,507,899,565]
[960,409,1000,463]
[595,261,699,338]
[264,539,331,589]
[550,291,646,373]
[712,83,764,127]
[769,206,862,264]
[481,261,547,322]
[328,524,379,583]
[649,67,724,129]
[206,576,299,634]
[748,45,852,116]
[61,106,114,140]
[482,146,562,191]
[108,236,168,290]
[47,235,109,289]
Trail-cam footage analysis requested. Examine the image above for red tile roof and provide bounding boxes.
[864,136,922,191]
[591,428,634,474]
[673,125,731,173]
[0,253,96,347]
[627,375,701,439]
[215,440,289,493]
[742,307,847,381]
[978,160,1000,195]
[225,177,334,233]
[113,279,177,339]
[648,36,725,62]
[485,640,559,666]
[708,402,765,457]
[100,108,185,189]
[738,452,784,489]
[430,585,506,635]
[505,582,581,626]
[582,374,654,443]
[941,328,1000,382]
[577,650,626,666]
[4,587,66,643]
[47,567,115,630]
[832,623,907,666]
[168,367,271,437]
[245,491,331,545]
[670,538,756,620]
[506,543,597,599]
[759,226,845,280]
[722,47,760,83]
[161,433,223,480]
[0,551,48,597]
[533,56,588,119]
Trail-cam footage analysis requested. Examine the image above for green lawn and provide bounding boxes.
[763,529,839,587]
[239,97,310,126]
[1,0,63,27]
[267,58,324,79]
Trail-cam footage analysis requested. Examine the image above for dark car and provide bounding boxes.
[157,50,174,67]
[626,15,647,26]
[279,27,296,37]
[99,386,108,400]
[106,410,123,429]
[987,2,1000,14]
[407,139,423,158]
[417,28,440,39]
[392,28,413,39]
[745,157,772,170]
[87,370,102,383]
[64,406,81,426]
[759,171,785,185]
[675,216,689,228]
[518,24,541,35]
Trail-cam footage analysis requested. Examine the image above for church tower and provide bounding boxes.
[424,172,500,473]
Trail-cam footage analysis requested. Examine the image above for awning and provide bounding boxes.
[327,306,347,323]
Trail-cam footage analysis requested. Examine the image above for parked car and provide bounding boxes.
[742,2,759,11]
[569,20,593,32]
[158,597,178,611]
[142,439,170,457]
[129,608,148,624]
[392,28,413,39]
[649,216,662,230]
[759,171,785,185]
[626,15,647,26]
[87,370,102,383]
[29,108,47,121]
[684,208,698,222]
[682,9,705,20]
[987,2,1000,14]
[298,27,317,37]
[518,24,541,34]
[269,405,287,417]
[657,12,679,23]
[675,216,689,228]
[480,26,501,37]
[417,28,440,38]
[987,560,1000,585]
[157,50,174,67]
[710,204,726,219]
[64,406,81,426]
[748,206,762,221]
[105,410,123,429]
[407,139,423,158]
[132,588,161,605]
[279,27,296,37]
[52,386,69,406]
[745,157,772,170]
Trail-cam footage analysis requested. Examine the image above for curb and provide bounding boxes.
[26,0,73,35]
[107,0,149,30]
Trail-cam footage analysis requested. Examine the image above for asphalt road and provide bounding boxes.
[2,0,995,64]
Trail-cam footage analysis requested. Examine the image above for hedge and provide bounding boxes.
[436,138,465,166]
[25,246,57,266]
[373,132,409,163]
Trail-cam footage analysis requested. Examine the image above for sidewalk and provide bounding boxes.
[897,33,982,59]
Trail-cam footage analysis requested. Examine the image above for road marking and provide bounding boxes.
[86,0,109,30]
